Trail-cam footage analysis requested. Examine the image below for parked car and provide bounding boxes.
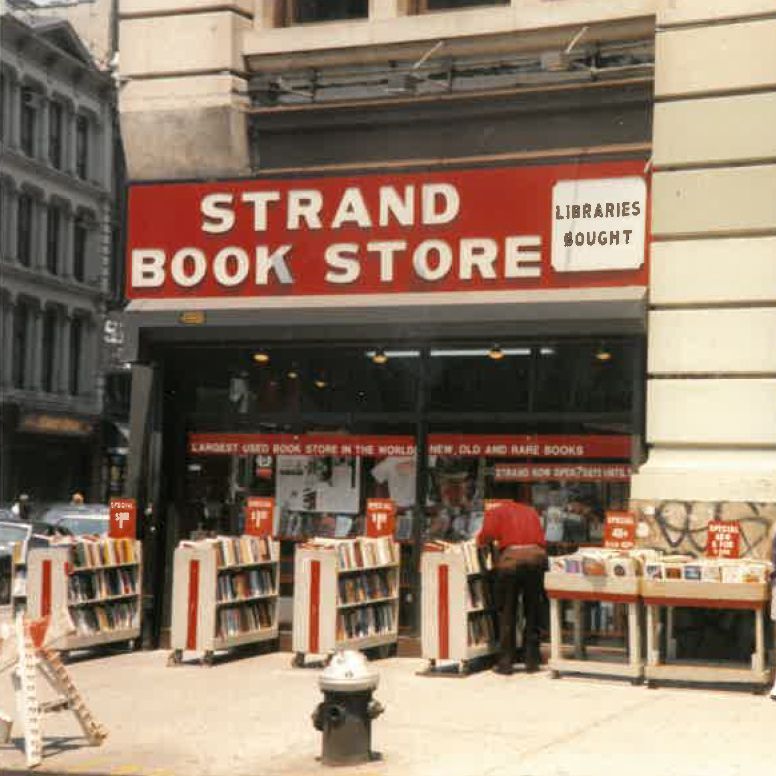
[38,503,110,536]
[0,515,71,605]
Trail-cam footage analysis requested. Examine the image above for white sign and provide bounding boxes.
[551,176,647,273]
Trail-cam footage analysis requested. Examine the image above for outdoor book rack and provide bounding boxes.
[544,572,643,683]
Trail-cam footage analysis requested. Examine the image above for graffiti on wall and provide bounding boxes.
[630,500,776,559]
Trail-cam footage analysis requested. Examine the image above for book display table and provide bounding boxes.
[544,572,643,683]
[420,543,497,676]
[292,537,399,666]
[641,579,772,688]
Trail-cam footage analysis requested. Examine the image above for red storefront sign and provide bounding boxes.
[494,463,632,482]
[706,521,741,559]
[187,433,631,459]
[245,497,275,537]
[109,498,137,539]
[604,511,636,550]
[126,160,648,301]
[365,499,397,538]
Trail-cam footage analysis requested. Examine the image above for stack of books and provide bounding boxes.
[217,600,273,638]
[71,601,139,636]
[337,568,395,605]
[336,601,395,641]
[466,577,493,610]
[467,610,497,646]
[209,536,276,568]
[424,539,492,575]
[304,537,397,570]
[217,567,275,602]
[69,567,137,603]
[67,537,138,569]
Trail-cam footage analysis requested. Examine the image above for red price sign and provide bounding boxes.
[604,510,636,550]
[245,497,275,537]
[366,499,396,538]
[109,498,137,539]
[706,520,741,559]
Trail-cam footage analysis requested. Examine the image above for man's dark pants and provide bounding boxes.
[495,563,543,669]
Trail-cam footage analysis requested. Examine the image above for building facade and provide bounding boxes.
[116,0,776,645]
[0,3,117,504]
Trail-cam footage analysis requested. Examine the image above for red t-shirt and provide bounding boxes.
[477,502,546,548]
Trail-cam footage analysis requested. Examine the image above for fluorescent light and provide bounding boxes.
[430,348,531,357]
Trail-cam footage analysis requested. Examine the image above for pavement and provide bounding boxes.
[1,647,775,776]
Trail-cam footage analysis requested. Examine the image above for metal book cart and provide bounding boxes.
[641,578,772,689]
[545,572,643,683]
[420,547,498,676]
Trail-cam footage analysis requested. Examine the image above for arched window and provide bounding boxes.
[69,315,83,395]
[12,301,32,388]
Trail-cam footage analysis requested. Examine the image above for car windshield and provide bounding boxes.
[0,521,30,551]
[53,516,109,536]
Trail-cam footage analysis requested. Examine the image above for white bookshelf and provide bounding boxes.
[421,543,498,674]
[292,537,400,664]
[26,540,143,653]
[169,535,279,666]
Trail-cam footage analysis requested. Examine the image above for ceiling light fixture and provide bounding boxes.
[252,350,270,365]
[372,348,389,365]
[595,345,612,362]
[488,344,505,361]
[314,376,328,389]
[287,368,299,380]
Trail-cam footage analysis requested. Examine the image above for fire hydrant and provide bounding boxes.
[312,650,384,766]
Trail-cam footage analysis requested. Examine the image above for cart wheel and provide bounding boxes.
[291,652,305,668]
[201,651,214,668]
[631,677,643,687]
[646,680,658,690]
[458,661,470,676]
[550,670,561,680]
[167,650,182,667]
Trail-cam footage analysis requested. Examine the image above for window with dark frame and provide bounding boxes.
[17,192,33,266]
[290,0,368,24]
[75,114,89,179]
[73,214,87,281]
[11,302,30,389]
[46,203,61,274]
[69,316,83,395]
[20,87,38,157]
[49,101,63,169]
[41,307,58,393]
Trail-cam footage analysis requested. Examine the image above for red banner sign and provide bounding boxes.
[126,160,647,301]
[494,463,632,482]
[706,520,741,559]
[604,511,636,550]
[109,498,137,539]
[365,499,397,538]
[245,497,275,537]
[188,433,631,459]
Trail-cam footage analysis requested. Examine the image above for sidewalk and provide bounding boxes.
[0,649,774,776]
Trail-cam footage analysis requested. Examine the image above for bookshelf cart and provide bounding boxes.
[544,572,643,683]
[420,542,498,675]
[168,535,280,666]
[26,539,143,653]
[641,578,771,688]
[292,537,400,665]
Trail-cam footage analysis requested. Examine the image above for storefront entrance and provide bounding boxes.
[151,335,642,639]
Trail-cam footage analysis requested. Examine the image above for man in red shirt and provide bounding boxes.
[478,500,547,675]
